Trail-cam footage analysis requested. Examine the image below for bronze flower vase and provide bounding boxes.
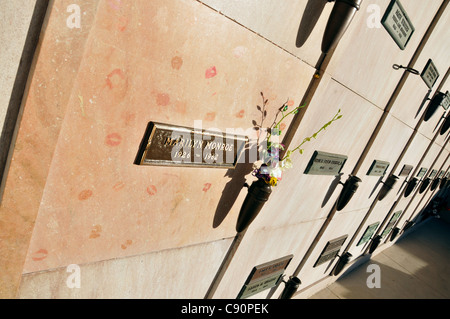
[235,178,272,233]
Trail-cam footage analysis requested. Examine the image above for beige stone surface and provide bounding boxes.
[0,0,99,298]
[0,0,37,129]
[18,238,232,298]
[21,0,314,276]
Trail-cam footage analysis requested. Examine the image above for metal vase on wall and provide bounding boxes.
[424,92,446,121]
[235,178,272,233]
[418,177,431,194]
[378,175,399,201]
[404,177,418,197]
[332,252,352,276]
[336,175,362,211]
[368,235,382,254]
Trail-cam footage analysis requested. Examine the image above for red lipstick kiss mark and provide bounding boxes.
[106,69,125,89]
[236,109,245,118]
[78,189,93,201]
[32,249,48,261]
[146,185,157,196]
[156,93,170,106]
[105,133,122,146]
[205,66,217,79]
[203,183,212,192]
[171,56,183,70]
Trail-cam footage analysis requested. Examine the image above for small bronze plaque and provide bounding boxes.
[381,0,415,50]
[421,59,439,89]
[417,167,428,178]
[367,160,390,176]
[304,151,347,176]
[357,222,380,246]
[134,122,247,168]
[399,164,413,176]
[237,255,293,299]
[381,210,402,238]
[429,169,437,178]
[314,235,348,267]
[246,255,293,284]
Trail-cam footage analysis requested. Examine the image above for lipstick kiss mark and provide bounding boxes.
[236,109,245,118]
[106,69,125,89]
[89,225,102,239]
[113,181,125,191]
[146,185,157,196]
[78,189,93,201]
[203,183,212,192]
[32,249,48,261]
[205,66,217,79]
[121,239,133,250]
[105,133,122,147]
[171,56,183,70]
[204,112,216,121]
[156,93,170,106]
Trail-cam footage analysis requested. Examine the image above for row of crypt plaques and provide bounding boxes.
[237,255,293,299]
[133,124,446,191]
[313,235,348,268]
[304,152,391,177]
[381,1,440,89]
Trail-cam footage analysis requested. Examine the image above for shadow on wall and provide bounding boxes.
[213,162,254,228]
[296,0,328,48]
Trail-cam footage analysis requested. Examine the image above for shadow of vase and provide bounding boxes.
[213,162,255,228]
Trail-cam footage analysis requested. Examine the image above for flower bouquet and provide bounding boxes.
[236,93,342,232]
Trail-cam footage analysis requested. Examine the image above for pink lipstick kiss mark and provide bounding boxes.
[205,66,217,79]
[113,181,125,191]
[236,109,245,118]
[106,69,125,89]
[78,189,93,201]
[105,133,122,147]
[204,112,216,121]
[156,93,170,106]
[203,183,212,192]
[32,249,48,261]
[147,185,157,196]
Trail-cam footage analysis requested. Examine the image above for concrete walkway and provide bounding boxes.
[309,216,450,299]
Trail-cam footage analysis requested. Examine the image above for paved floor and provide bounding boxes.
[309,215,450,299]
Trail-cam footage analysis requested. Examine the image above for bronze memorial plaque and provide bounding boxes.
[417,167,428,178]
[134,122,248,169]
[237,255,293,299]
[357,222,380,246]
[381,0,415,50]
[304,151,347,176]
[381,210,402,238]
[399,164,413,177]
[313,235,348,267]
[367,160,390,176]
